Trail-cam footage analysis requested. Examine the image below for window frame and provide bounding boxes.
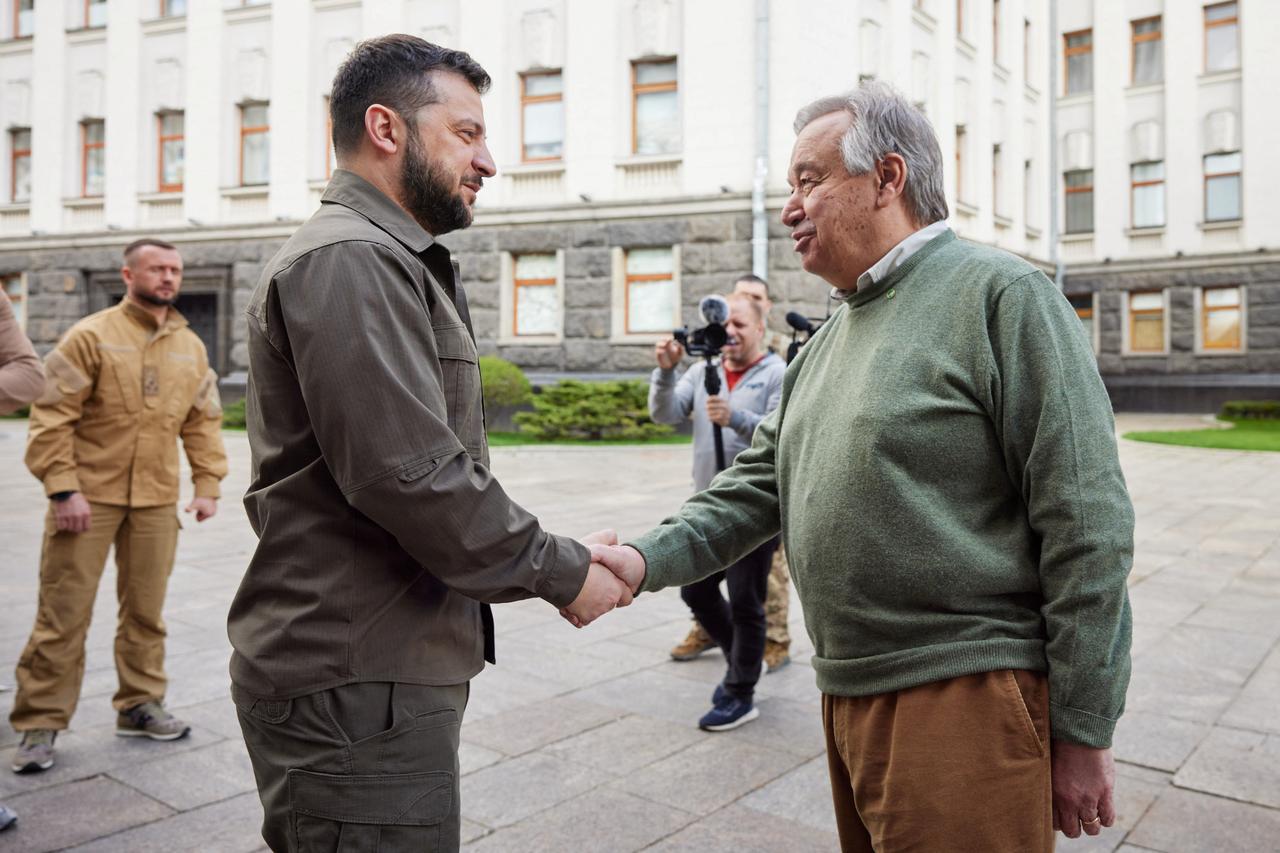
[631,57,678,156]
[511,254,560,338]
[1204,1,1240,73]
[161,0,187,16]
[14,0,34,38]
[1198,285,1245,353]
[84,0,107,29]
[10,127,31,204]
[1203,150,1242,223]
[81,119,105,198]
[1063,168,1094,234]
[1125,290,1168,355]
[1064,28,1093,96]
[1067,291,1099,355]
[1130,160,1165,229]
[955,125,966,203]
[239,102,270,187]
[1130,16,1162,85]
[613,246,681,341]
[157,111,184,194]
[956,0,964,37]
[520,70,564,164]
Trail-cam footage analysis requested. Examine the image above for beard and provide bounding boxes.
[401,129,476,236]
[136,291,176,307]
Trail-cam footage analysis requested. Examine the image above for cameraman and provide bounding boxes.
[648,293,785,731]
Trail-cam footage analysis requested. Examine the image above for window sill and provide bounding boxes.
[1125,82,1164,96]
[1058,92,1093,107]
[1194,347,1247,357]
[313,0,361,9]
[222,185,269,196]
[1061,231,1093,242]
[497,335,563,347]
[993,213,1013,229]
[1025,225,1043,240]
[139,191,183,202]
[0,37,33,54]
[1024,83,1040,101]
[1199,68,1242,84]
[616,153,682,168]
[993,63,1010,83]
[1121,350,1169,358]
[955,200,979,217]
[142,16,186,35]
[66,27,106,45]
[503,161,566,176]
[63,196,104,207]
[1200,219,1242,231]
[956,37,977,59]
[1126,226,1165,237]
[611,333,670,345]
[225,4,271,23]
[911,7,936,29]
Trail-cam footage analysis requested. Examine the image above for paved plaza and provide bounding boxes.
[0,414,1278,852]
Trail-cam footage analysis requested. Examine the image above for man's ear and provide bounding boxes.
[875,153,909,207]
[363,104,400,156]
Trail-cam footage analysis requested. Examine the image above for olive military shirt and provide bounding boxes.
[230,169,591,699]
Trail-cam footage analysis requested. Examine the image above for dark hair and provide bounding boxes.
[734,274,769,296]
[123,238,177,262]
[329,35,491,156]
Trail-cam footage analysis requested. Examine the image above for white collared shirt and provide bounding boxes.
[834,220,951,297]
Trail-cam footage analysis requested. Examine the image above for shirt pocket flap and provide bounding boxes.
[433,322,476,363]
[287,768,454,826]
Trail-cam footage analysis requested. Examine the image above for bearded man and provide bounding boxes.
[231,36,628,851]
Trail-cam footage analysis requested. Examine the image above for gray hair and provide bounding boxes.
[793,80,948,225]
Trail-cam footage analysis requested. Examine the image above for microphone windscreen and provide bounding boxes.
[786,311,814,333]
[700,295,731,325]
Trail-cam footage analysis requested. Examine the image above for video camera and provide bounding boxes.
[785,311,824,363]
[673,295,732,358]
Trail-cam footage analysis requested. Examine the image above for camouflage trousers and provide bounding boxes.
[766,545,791,646]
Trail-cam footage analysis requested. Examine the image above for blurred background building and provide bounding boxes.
[0,0,1276,410]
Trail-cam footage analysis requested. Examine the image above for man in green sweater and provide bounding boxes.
[591,80,1133,851]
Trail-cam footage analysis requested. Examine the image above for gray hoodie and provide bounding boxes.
[649,352,785,491]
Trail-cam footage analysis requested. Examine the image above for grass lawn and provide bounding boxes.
[486,431,691,447]
[1124,419,1280,452]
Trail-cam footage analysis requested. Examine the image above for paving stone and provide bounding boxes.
[544,714,706,776]
[464,664,566,723]
[723,697,826,760]
[1056,773,1168,853]
[1127,786,1280,853]
[109,738,257,811]
[2,776,173,852]
[465,787,694,852]
[614,737,805,815]
[459,740,505,775]
[481,636,655,692]
[1183,591,1280,641]
[1173,727,1280,808]
[739,755,837,834]
[461,751,613,829]
[567,668,719,727]
[461,818,491,844]
[647,803,839,853]
[169,695,246,741]
[460,696,625,756]
[67,791,264,852]
[1112,711,1212,773]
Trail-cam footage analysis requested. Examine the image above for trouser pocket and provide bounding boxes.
[288,768,453,852]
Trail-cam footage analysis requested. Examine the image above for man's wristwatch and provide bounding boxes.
[51,491,75,502]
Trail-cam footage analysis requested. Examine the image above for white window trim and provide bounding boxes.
[2,272,27,333]
[1193,285,1247,355]
[610,245,681,343]
[498,249,564,346]
[1121,288,1170,356]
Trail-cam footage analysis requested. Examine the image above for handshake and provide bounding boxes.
[559,530,648,628]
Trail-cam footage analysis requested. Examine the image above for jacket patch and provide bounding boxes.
[35,350,90,406]
[143,365,161,397]
[195,369,223,418]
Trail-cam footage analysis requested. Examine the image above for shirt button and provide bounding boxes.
[886,289,896,300]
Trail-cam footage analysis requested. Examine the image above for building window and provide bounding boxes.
[1064,29,1092,95]
[2,274,25,332]
[1205,2,1239,72]
[82,120,105,197]
[1131,161,1164,228]
[624,248,677,334]
[1024,18,1031,74]
[512,253,560,337]
[1204,151,1241,222]
[158,112,184,193]
[632,59,679,156]
[1067,293,1095,352]
[14,0,33,37]
[956,0,964,36]
[1131,17,1162,85]
[9,128,30,203]
[1064,169,1093,234]
[162,0,187,16]
[85,0,107,28]
[955,126,966,202]
[240,103,269,186]
[992,144,1003,216]
[1128,291,1166,354]
[1200,286,1243,351]
[1023,158,1033,228]
[992,0,1000,61]
[520,71,563,162]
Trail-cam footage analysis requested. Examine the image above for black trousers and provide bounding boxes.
[234,680,468,852]
[680,536,780,703]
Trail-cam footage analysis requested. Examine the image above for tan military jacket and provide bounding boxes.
[26,298,228,507]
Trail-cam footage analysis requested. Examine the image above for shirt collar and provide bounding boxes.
[119,297,187,334]
[320,169,436,254]
[839,220,951,298]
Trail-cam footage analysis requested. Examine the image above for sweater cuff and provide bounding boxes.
[537,534,592,608]
[628,528,681,594]
[43,471,81,498]
[193,475,222,499]
[1049,702,1117,749]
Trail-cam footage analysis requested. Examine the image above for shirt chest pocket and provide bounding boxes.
[97,346,142,414]
[432,322,483,456]
[162,351,202,420]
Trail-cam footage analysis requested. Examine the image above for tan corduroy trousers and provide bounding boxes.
[11,502,180,731]
[823,669,1054,853]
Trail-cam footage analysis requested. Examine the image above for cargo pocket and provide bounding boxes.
[432,322,483,455]
[288,768,454,852]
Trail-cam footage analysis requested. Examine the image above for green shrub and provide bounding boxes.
[1219,400,1280,421]
[479,356,533,408]
[514,380,674,441]
[222,398,247,429]
[0,405,28,419]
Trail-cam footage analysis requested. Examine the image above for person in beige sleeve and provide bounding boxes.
[10,239,228,775]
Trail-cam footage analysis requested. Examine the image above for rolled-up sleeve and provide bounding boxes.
[648,365,696,425]
[274,242,589,607]
[0,293,43,416]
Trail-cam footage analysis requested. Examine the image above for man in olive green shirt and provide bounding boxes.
[232,37,627,852]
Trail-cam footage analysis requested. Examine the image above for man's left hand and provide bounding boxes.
[1051,740,1116,839]
[706,395,732,427]
[184,497,218,523]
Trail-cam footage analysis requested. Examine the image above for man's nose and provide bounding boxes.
[781,195,803,227]
[474,142,497,179]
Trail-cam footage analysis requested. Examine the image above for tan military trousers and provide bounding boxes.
[765,545,791,646]
[10,502,180,731]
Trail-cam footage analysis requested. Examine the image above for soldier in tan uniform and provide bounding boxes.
[669,274,793,673]
[10,239,228,774]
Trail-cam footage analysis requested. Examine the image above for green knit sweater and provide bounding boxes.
[633,230,1134,748]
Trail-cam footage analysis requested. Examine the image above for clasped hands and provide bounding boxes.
[558,530,647,628]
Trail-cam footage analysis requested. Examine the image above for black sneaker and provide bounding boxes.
[698,696,759,732]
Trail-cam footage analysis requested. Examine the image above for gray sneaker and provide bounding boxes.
[11,730,55,773]
[117,702,190,741]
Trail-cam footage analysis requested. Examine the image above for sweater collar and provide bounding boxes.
[841,228,957,309]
